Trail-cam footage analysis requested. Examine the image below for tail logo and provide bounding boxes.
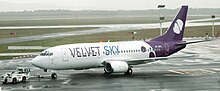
[173,19,183,34]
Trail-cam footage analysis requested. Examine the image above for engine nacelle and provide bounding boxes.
[104,61,129,74]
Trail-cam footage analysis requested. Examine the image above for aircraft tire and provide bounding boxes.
[104,68,112,74]
[125,68,133,75]
[51,73,57,79]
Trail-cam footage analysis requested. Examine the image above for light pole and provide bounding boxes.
[211,15,215,37]
[131,32,137,40]
[158,5,165,36]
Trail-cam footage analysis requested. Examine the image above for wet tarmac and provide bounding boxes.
[0,38,220,91]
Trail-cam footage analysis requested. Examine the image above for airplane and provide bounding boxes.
[31,6,204,79]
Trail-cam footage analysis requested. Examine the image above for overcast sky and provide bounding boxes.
[0,0,219,11]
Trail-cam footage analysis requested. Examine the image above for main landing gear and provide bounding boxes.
[50,70,57,79]
[125,68,133,75]
[42,69,57,79]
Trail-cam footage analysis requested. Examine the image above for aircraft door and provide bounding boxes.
[49,52,56,66]
[164,43,169,56]
[50,58,55,65]
[61,48,69,61]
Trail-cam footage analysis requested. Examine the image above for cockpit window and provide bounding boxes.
[40,51,53,56]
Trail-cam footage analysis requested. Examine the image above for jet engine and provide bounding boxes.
[104,61,129,74]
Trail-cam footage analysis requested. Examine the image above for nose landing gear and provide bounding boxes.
[51,73,57,79]
[40,69,57,79]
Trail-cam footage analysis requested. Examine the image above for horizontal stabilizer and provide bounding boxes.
[176,39,211,45]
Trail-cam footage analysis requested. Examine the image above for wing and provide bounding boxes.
[176,38,212,45]
[126,55,197,65]
[102,55,197,65]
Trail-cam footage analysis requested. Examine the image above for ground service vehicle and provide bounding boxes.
[1,67,30,84]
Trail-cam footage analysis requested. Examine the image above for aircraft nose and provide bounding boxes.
[31,57,43,68]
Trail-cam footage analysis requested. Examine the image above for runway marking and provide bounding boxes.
[169,69,217,75]
[209,68,220,72]
[199,69,216,74]
[62,79,71,85]
[169,70,185,75]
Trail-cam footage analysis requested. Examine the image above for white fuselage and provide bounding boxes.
[32,41,155,70]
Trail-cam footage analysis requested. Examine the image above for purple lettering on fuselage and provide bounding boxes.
[69,46,100,58]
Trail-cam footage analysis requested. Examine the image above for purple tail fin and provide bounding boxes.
[151,6,188,41]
